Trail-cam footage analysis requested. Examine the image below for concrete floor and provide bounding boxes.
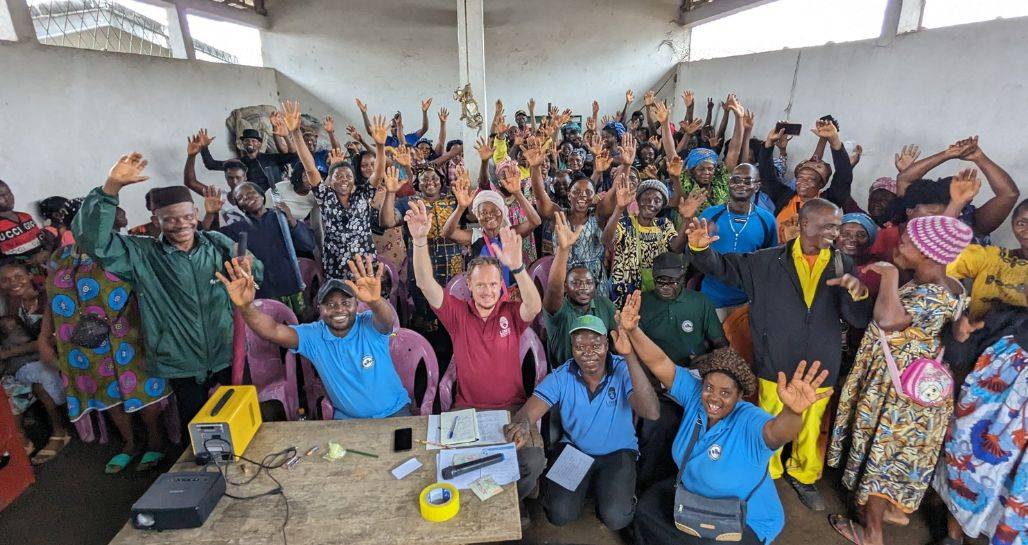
[1,411,982,545]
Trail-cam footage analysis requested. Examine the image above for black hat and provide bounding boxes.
[241,128,263,142]
[652,252,686,278]
[149,186,194,210]
[315,278,355,305]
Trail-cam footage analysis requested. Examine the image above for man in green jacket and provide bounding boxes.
[73,153,263,427]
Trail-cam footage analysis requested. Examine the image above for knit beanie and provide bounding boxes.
[906,215,973,265]
[636,179,669,207]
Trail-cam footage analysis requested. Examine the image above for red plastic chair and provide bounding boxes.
[245,299,300,420]
[318,328,439,418]
[438,328,548,412]
[445,273,471,301]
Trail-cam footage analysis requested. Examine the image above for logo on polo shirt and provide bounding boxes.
[681,320,694,333]
[498,316,510,338]
[361,355,375,369]
[607,386,616,400]
[708,444,722,461]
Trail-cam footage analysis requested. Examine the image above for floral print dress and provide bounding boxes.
[828,281,964,512]
[314,182,377,280]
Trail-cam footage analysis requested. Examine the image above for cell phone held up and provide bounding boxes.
[775,121,802,136]
[393,427,412,452]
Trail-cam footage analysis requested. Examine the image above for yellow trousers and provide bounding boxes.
[758,378,832,485]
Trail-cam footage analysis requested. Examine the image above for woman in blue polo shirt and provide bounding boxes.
[503,314,660,531]
[617,291,831,544]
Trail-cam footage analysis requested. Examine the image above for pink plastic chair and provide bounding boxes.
[528,255,554,297]
[318,328,439,418]
[299,355,329,418]
[245,299,300,420]
[356,300,401,331]
[446,273,471,301]
[298,257,324,308]
[378,256,401,311]
[73,395,181,444]
[438,328,548,412]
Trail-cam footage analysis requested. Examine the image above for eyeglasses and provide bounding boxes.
[571,342,606,354]
[729,176,755,185]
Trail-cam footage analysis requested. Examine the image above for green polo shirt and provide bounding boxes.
[73,187,264,380]
[640,289,723,367]
[543,295,617,366]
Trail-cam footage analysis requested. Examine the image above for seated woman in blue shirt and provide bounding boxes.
[217,254,410,420]
[503,314,660,531]
[617,290,831,545]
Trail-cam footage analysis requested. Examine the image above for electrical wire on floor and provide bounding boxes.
[202,438,295,545]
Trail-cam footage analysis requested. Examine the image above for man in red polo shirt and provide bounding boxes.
[0,180,44,259]
[406,199,545,522]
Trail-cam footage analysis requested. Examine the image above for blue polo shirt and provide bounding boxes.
[533,355,637,456]
[291,313,409,420]
[669,367,783,543]
[698,203,778,308]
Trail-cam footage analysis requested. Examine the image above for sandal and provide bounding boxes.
[30,434,70,465]
[105,452,136,474]
[135,451,165,472]
[829,514,866,545]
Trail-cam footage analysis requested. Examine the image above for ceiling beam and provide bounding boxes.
[133,0,267,29]
[678,0,776,28]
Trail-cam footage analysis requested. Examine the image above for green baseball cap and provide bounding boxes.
[568,314,608,337]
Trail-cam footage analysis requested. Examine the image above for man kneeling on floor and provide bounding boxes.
[218,255,411,419]
[503,314,660,530]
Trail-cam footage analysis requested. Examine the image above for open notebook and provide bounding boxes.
[427,410,510,448]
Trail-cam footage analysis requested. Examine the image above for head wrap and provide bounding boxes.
[471,190,509,225]
[841,213,878,245]
[794,159,832,187]
[870,176,897,195]
[149,186,194,210]
[494,158,521,182]
[563,122,582,134]
[636,179,669,207]
[686,148,719,170]
[603,121,626,139]
[906,215,973,265]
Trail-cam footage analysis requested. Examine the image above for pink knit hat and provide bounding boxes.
[906,215,973,264]
[870,176,897,194]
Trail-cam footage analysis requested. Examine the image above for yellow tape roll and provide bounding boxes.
[419,483,460,522]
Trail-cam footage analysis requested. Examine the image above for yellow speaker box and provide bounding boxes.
[188,385,262,462]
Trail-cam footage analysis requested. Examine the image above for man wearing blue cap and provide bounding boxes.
[218,254,410,420]
[504,315,659,531]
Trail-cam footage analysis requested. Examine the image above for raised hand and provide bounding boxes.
[849,144,863,167]
[323,115,335,133]
[281,100,302,132]
[345,255,384,303]
[203,185,223,214]
[667,155,684,178]
[724,93,744,116]
[614,172,634,209]
[743,109,755,131]
[196,128,215,148]
[215,257,257,308]
[685,218,719,248]
[894,144,920,172]
[950,167,982,205]
[491,227,524,270]
[610,325,633,356]
[678,187,708,219]
[618,290,642,331]
[523,138,546,168]
[393,144,413,168]
[355,98,368,113]
[618,133,637,165]
[328,147,346,167]
[585,117,597,133]
[383,165,403,194]
[682,90,694,108]
[644,90,655,107]
[438,107,449,123]
[601,114,614,126]
[451,168,474,208]
[106,153,149,188]
[681,118,703,135]
[474,135,494,161]
[652,101,669,123]
[346,125,365,144]
[270,111,288,138]
[766,127,786,148]
[958,135,981,161]
[707,131,722,149]
[370,115,389,145]
[825,273,867,298]
[593,149,613,173]
[811,118,838,139]
[625,89,634,104]
[553,211,583,251]
[404,199,431,240]
[421,98,433,112]
[187,134,204,156]
[946,136,978,160]
[592,100,600,118]
[776,360,831,415]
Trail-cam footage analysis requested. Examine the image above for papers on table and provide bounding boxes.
[436,443,520,490]
[426,410,510,449]
[439,408,479,445]
[545,444,594,491]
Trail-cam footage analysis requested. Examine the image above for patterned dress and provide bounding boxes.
[608,214,677,307]
[45,245,170,422]
[372,185,408,270]
[935,334,1028,545]
[397,194,467,330]
[504,180,538,266]
[314,182,377,280]
[828,282,963,512]
[567,215,607,286]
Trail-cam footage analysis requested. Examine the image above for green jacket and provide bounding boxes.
[72,187,263,380]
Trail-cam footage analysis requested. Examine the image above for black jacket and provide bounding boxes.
[687,239,872,385]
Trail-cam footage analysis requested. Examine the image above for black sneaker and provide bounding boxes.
[785,475,826,511]
[519,500,531,531]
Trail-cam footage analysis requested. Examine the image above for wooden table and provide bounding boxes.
[108,417,522,545]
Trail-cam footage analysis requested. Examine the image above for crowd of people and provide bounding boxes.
[1,88,1025,545]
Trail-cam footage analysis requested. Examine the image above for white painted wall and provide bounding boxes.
[261,0,686,135]
[673,17,1028,245]
[0,41,279,227]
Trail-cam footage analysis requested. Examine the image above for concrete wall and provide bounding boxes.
[0,41,279,227]
[674,17,1028,245]
[261,0,686,133]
